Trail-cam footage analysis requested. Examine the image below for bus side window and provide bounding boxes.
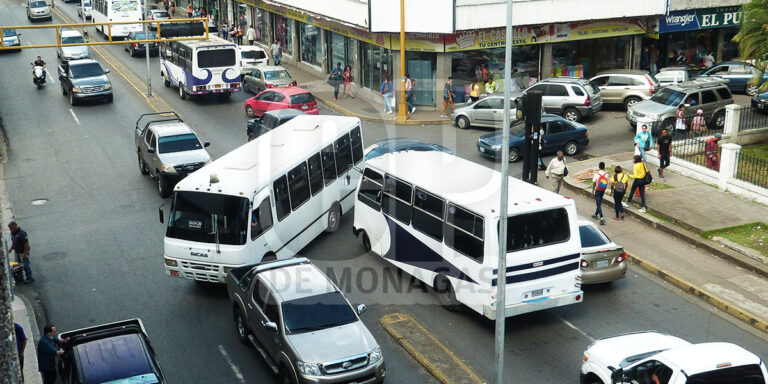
[382,175,413,225]
[251,198,273,240]
[412,188,445,241]
[171,43,179,64]
[445,204,484,262]
[334,134,352,176]
[350,126,363,165]
[273,175,291,221]
[321,144,337,185]
[183,48,192,72]
[287,162,311,210]
[307,153,324,195]
[358,168,383,210]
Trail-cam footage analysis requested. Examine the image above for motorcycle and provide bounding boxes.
[31,63,46,89]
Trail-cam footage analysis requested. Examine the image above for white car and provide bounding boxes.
[77,0,92,19]
[57,30,90,62]
[238,45,268,75]
[580,331,768,384]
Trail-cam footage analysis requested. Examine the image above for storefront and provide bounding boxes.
[299,22,322,67]
[254,8,268,44]
[655,6,742,68]
[360,42,393,91]
[327,32,354,71]
[551,35,632,78]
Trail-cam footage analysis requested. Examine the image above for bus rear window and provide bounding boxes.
[197,49,236,68]
[502,208,570,252]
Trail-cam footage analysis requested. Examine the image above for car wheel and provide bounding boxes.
[178,85,186,100]
[563,108,581,122]
[279,365,297,384]
[129,47,135,57]
[508,148,520,162]
[233,308,249,345]
[69,92,77,106]
[362,232,371,252]
[746,84,759,97]
[325,202,341,233]
[137,152,149,175]
[434,275,459,311]
[157,175,171,197]
[564,141,579,156]
[456,116,470,129]
[245,105,256,118]
[107,94,113,103]
[713,110,726,129]
[623,96,641,110]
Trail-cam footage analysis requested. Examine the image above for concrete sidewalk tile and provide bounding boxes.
[13,295,43,384]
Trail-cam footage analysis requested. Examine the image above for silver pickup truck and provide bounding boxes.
[135,111,211,197]
[228,258,386,384]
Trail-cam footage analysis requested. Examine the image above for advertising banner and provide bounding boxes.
[390,33,445,52]
[658,6,742,33]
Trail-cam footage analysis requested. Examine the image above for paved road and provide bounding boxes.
[2,2,767,382]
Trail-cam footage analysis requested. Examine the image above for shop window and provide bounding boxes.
[299,22,321,67]
[406,51,437,106]
[551,36,630,78]
[328,32,353,71]
[361,42,392,91]
[273,15,293,55]
[450,46,540,100]
[255,9,268,44]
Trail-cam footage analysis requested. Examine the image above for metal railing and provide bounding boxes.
[738,106,768,132]
[734,151,768,189]
[671,134,721,169]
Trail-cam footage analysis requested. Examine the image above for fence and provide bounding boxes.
[735,151,768,189]
[738,106,768,132]
[671,134,721,169]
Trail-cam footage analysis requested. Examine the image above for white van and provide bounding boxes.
[239,45,268,75]
[78,0,92,19]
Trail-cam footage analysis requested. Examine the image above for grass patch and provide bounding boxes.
[741,143,768,162]
[647,182,675,191]
[702,222,768,256]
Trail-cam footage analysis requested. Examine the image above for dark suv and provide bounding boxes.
[247,108,305,141]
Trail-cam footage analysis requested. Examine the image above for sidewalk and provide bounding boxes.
[561,152,768,332]
[13,294,42,384]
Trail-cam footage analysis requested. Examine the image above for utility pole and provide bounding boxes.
[495,0,513,382]
[143,0,152,97]
[1,232,22,384]
[396,0,407,123]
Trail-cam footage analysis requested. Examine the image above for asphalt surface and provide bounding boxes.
[2,1,767,383]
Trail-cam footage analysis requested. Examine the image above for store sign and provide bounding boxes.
[659,6,742,33]
[445,20,646,52]
[390,33,445,52]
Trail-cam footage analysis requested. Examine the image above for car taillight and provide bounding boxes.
[290,81,297,86]
[584,96,591,107]
[133,43,138,48]
[615,252,627,263]
[266,83,275,88]
[645,76,655,94]
[230,83,239,88]
[580,259,589,268]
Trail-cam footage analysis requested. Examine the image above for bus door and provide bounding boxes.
[250,190,280,261]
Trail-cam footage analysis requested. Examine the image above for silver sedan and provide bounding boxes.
[451,94,520,129]
[242,65,296,94]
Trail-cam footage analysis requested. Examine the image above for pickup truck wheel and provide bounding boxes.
[434,275,459,311]
[107,94,113,103]
[713,110,726,129]
[245,105,255,118]
[279,365,297,384]
[233,308,249,344]
[69,92,77,106]
[157,175,171,197]
[137,153,149,175]
[325,202,341,233]
[178,85,186,100]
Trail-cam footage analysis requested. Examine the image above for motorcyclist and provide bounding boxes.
[32,56,47,79]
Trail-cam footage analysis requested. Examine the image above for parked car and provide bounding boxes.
[135,111,211,197]
[243,86,318,118]
[364,138,453,160]
[239,45,269,75]
[751,91,768,112]
[590,69,659,110]
[58,59,113,105]
[524,77,602,122]
[581,331,768,384]
[696,61,768,96]
[626,79,732,135]
[57,30,90,62]
[58,319,167,384]
[1,29,22,52]
[476,114,588,162]
[578,220,627,284]
[77,0,91,19]
[451,94,521,129]
[228,258,386,384]
[654,65,692,87]
[146,9,170,30]
[26,0,51,21]
[124,31,158,57]
[247,108,305,141]
[242,65,296,94]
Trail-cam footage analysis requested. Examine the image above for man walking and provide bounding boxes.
[271,40,281,65]
[591,162,609,225]
[649,44,659,73]
[246,25,256,46]
[705,133,722,171]
[657,128,673,182]
[15,323,27,380]
[634,124,653,163]
[7,221,33,284]
[38,325,67,384]
[545,151,567,194]
[441,77,455,118]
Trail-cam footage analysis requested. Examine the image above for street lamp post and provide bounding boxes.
[143,0,152,97]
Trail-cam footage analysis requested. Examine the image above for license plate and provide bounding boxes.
[215,84,222,89]
[301,105,308,110]
[479,147,485,153]
[531,288,543,297]
[596,260,610,268]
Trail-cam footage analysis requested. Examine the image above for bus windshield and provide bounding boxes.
[197,49,236,68]
[166,192,249,246]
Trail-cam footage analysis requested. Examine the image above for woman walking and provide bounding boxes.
[675,104,687,140]
[625,155,649,213]
[381,76,393,114]
[342,65,354,98]
[611,166,629,220]
[469,81,480,102]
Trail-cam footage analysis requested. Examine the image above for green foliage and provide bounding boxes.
[702,222,768,256]
[734,0,768,91]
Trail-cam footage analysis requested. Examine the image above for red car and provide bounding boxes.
[243,86,319,118]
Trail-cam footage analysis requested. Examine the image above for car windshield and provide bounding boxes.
[3,29,16,37]
[132,33,157,40]
[166,192,249,246]
[281,292,358,334]
[650,88,685,106]
[579,224,610,247]
[29,1,47,7]
[157,133,202,153]
[241,50,266,59]
[61,35,86,45]
[264,70,290,80]
[70,63,104,78]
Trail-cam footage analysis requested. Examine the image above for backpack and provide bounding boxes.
[614,174,627,193]
[596,172,608,192]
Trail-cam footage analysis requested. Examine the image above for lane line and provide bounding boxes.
[555,314,595,343]
[217,345,245,384]
[69,108,80,125]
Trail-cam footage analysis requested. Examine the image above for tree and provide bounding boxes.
[734,0,768,93]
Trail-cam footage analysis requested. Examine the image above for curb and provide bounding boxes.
[627,252,768,334]
[313,96,447,126]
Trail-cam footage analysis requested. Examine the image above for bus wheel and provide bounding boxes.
[179,85,186,100]
[325,202,341,233]
[362,233,371,252]
[434,275,459,311]
[163,74,170,87]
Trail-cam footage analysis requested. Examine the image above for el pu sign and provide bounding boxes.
[659,6,742,32]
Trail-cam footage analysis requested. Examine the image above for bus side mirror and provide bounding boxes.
[158,207,164,223]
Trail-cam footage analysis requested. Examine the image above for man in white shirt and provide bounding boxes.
[545,151,567,193]
[246,25,256,46]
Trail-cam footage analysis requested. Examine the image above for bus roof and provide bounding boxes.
[175,115,362,197]
[365,151,572,217]
[178,35,236,49]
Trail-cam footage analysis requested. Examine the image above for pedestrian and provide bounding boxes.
[330,62,343,100]
[381,76,393,114]
[485,77,496,95]
[441,77,455,117]
[7,221,33,284]
[703,51,715,68]
[236,25,244,45]
[163,0,169,12]
[482,64,489,81]
[641,47,650,71]
[38,325,67,384]
[15,322,27,380]
[611,166,629,220]
[691,109,707,137]
[649,44,659,73]
[246,25,256,46]
[169,1,175,16]
[270,39,281,65]
[705,133,722,171]
[674,104,687,140]
[342,65,354,98]
[634,124,653,163]
[591,161,609,225]
[186,3,192,17]
[545,151,567,194]
[656,128,673,182]
[469,80,480,102]
[220,23,228,40]
[625,155,649,213]
[405,74,415,114]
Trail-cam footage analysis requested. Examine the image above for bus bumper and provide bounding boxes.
[482,290,583,320]
[190,87,241,95]
[164,256,234,284]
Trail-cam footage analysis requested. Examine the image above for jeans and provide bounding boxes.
[613,191,625,218]
[406,90,414,112]
[638,146,647,163]
[21,254,32,281]
[650,63,658,73]
[274,54,281,65]
[384,93,392,112]
[626,179,646,208]
[594,190,605,218]
[659,154,670,169]
[333,83,340,98]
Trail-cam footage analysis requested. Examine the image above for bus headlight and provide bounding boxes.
[164,258,178,267]
[161,164,177,174]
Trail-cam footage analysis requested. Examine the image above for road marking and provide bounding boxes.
[69,109,80,125]
[555,314,595,342]
[217,345,245,384]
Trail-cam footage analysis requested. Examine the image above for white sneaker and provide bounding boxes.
[387,111,393,114]
[621,202,629,208]
[440,114,446,117]
[639,207,647,213]
[411,107,416,113]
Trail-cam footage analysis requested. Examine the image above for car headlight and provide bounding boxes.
[491,144,502,150]
[297,361,323,376]
[103,83,112,90]
[369,346,382,364]
[161,164,177,174]
[72,86,82,93]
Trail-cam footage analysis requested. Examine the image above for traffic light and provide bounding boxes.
[514,97,525,121]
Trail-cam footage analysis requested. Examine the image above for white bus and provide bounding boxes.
[91,0,142,37]
[162,115,365,283]
[352,151,583,319]
[160,36,242,100]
